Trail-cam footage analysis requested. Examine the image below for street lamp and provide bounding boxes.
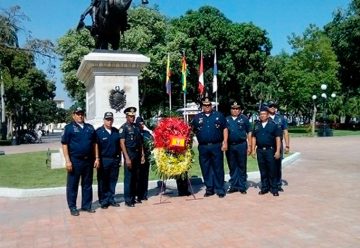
[313,84,336,137]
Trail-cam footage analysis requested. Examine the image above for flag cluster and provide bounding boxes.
[165,50,218,95]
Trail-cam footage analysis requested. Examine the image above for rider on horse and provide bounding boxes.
[76,0,149,49]
[76,0,148,32]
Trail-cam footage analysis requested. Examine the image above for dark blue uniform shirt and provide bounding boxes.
[191,111,227,144]
[119,122,142,149]
[252,120,281,147]
[141,130,153,158]
[61,122,96,157]
[226,114,251,143]
[271,114,288,139]
[96,126,121,158]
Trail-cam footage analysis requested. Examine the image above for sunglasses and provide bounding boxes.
[203,104,212,107]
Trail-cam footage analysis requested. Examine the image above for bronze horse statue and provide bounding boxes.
[77,0,149,50]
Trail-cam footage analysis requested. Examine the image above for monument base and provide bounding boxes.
[77,50,150,128]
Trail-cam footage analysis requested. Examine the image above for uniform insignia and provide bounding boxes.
[119,128,123,133]
[109,86,126,112]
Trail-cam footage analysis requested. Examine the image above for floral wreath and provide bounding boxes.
[151,118,193,179]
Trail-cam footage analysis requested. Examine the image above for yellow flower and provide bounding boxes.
[152,147,193,179]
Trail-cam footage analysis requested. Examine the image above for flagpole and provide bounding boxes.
[183,51,186,110]
[212,49,218,111]
[215,91,218,111]
[166,53,172,114]
[169,90,172,113]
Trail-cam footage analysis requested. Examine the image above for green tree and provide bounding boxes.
[325,0,360,96]
[324,0,360,122]
[1,6,58,138]
[171,6,272,112]
[280,25,340,118]
[56,29,94,103]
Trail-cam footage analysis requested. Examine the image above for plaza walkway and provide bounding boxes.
[0,136,359,247]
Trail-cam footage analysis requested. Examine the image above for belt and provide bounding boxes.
[257,146,273,150]
[229,140,246,145]
[199,142,221,146]
[102,156,120,159]
[72,155,91,160]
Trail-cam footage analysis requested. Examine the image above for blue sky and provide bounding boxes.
[1,0,351,108]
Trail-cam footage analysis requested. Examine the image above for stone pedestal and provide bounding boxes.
[77,51,150,128]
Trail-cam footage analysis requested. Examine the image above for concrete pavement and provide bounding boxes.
[0,136,359,247]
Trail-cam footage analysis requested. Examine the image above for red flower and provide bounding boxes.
[153,118,191,154]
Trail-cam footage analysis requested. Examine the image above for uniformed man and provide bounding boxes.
[191,97,228,198]
[135,116,153,200]
[251,105,281,196]
[226,101,251,194]
[267,101,290,192]
[120,107,145,207]
[95,112,121,209]
[61,107,99,216]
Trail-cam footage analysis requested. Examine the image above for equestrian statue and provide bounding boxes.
[77,0,149,50]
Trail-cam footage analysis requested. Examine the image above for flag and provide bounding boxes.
[212,50,218,93]
[181,55,187,93]
[198,51,204,95]
[165,53,171,95]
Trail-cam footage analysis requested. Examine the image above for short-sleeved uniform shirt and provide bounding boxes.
[96,126,121,158]
[271,114,288,139]
[252,120,282,148]
[191,111,227,144]
[119,122,142,149]
[226,114,251,143]
[61,121,96,158]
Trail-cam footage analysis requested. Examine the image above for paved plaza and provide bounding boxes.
[0,136,359,247]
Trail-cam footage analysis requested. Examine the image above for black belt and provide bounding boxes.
[102,156,120,159]
[229,140,246,145]
[199,142,221,146]
[257,146,273,150]
[72,155,92,160]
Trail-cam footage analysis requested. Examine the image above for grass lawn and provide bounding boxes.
[289,129,360,137]
[0,149,260,189]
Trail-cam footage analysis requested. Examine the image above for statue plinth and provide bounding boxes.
[77,51,150,128]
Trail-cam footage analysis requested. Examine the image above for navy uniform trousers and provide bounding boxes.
[275,142,284,187]
[256,148,277,193]
[198,143,225,195]
[226,142,248,191]
[97,157,120,205]
[66,157,93,210]
[124,148,141,203]
[138,160,149,199]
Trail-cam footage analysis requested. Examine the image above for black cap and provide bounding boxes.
[123,107,137,116]
[259,105,269,112]
[135,116,144,125]
[267,100,277,108]
[103,112,113,119]
[73,107,84,114]
[201,97,212,105]
[230,101,241,109]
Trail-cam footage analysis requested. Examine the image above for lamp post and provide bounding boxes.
[312,84,336,137]
[311,95,317,136]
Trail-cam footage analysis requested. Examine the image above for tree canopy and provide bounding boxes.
[0,6,61,137]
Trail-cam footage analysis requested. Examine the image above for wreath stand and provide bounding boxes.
[153,177,171,205]
[186,174,203,201]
